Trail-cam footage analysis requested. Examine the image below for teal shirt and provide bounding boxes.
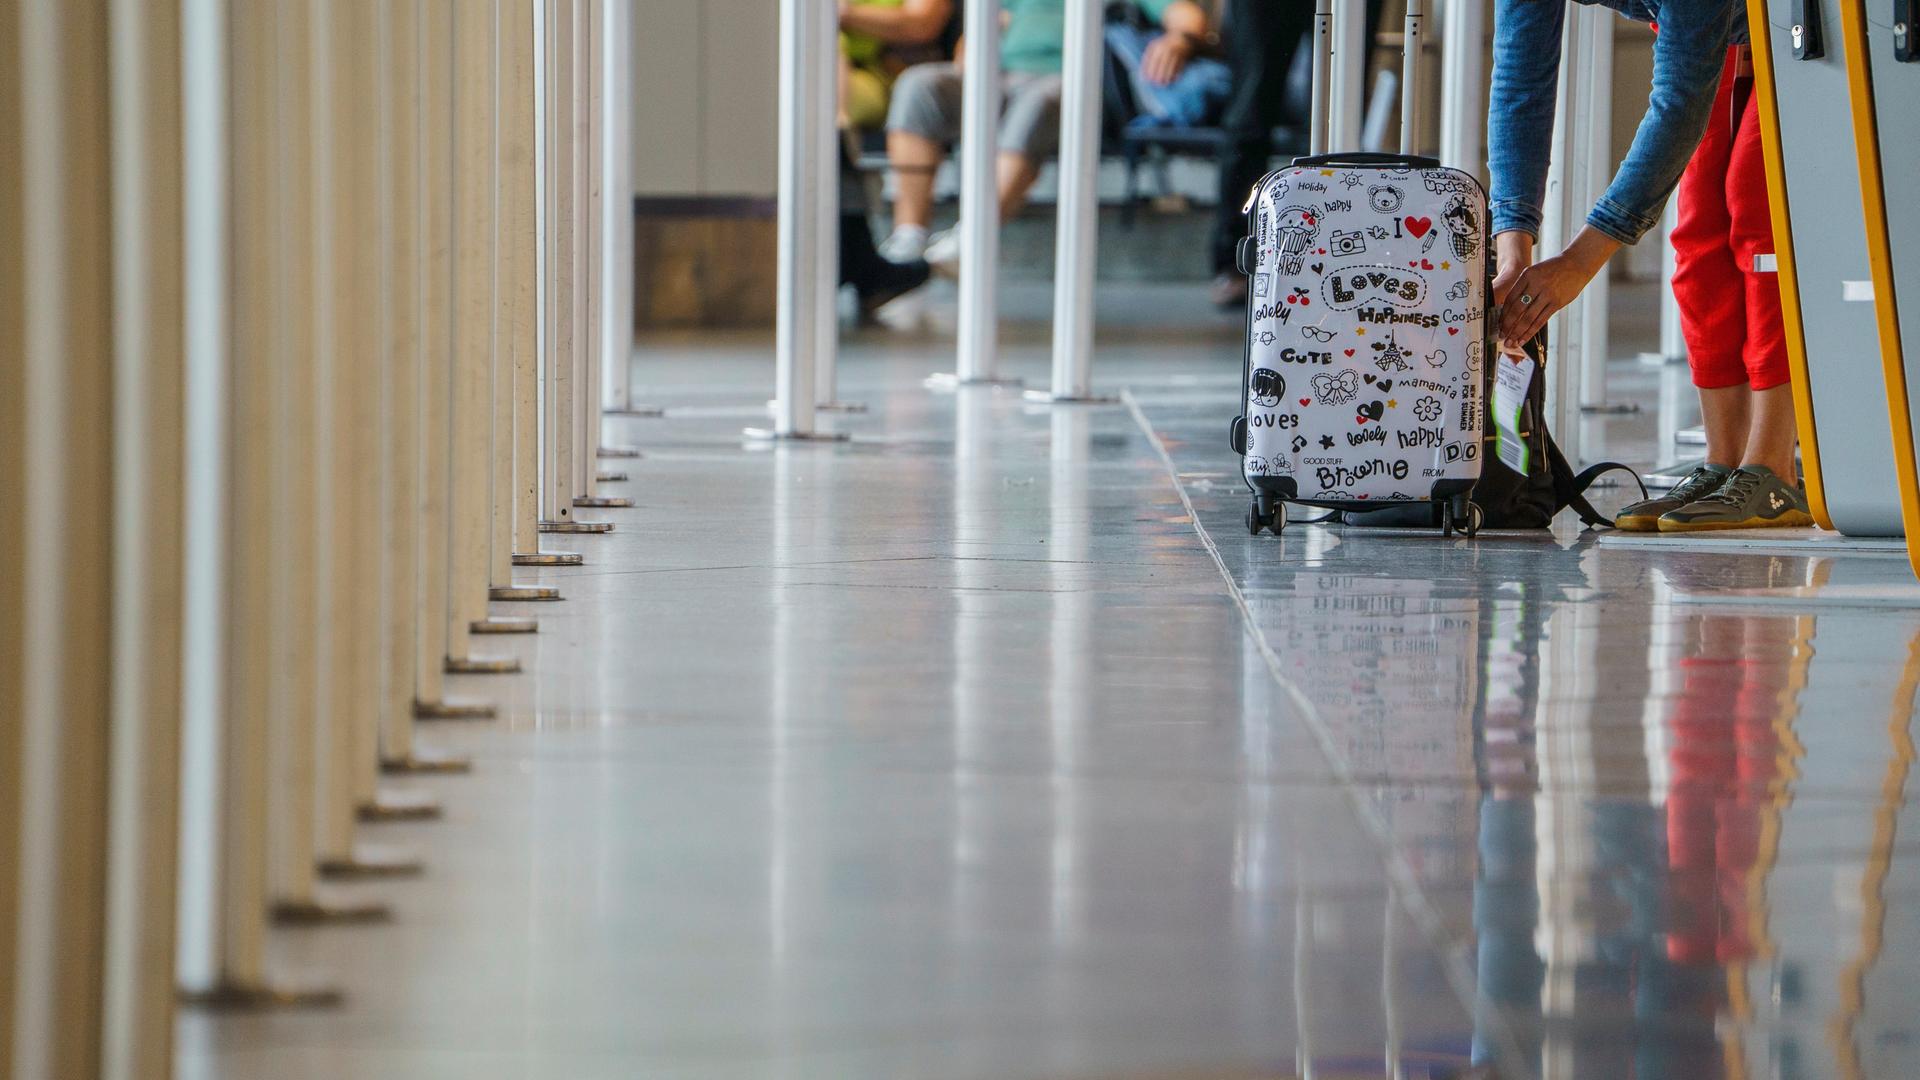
[1001,0,1175,75]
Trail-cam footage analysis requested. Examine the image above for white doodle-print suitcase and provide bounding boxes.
[1230,154,1488,536]
[1229,1,1487,538]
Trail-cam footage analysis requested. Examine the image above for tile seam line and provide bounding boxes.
[1118,385,1526,1072]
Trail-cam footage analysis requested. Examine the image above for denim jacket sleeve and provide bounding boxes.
[1487,0,1568,241]
[1488,0,1736,246]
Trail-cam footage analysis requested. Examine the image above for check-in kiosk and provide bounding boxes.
[1841,1,1920,576]
[1752,0,1904,535]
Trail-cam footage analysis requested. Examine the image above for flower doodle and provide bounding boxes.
[1414,396,1442,423]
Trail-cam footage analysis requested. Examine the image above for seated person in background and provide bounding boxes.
[879,0,1212,270]
[839,0,955,131]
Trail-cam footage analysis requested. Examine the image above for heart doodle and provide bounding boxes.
[1299,397,1311,406]
[1358,401,1385,423]
[1309,262,1325,275]
[1344,348,1356,357]
[1377,379,1393,393]
[1420,258,1434,270]
[1404,216,1432,239]
[1447,327,1459,335]
[1363,373,1376,384]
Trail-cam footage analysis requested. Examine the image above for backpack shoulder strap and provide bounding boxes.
[1544,437,1645,529]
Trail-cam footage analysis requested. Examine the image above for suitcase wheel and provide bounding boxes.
[1247,498,1286,537]
[1441,497,1481,539]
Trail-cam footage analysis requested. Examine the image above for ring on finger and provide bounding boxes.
[1519,292,1535,306]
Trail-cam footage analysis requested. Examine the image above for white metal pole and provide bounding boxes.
[599,0,644,419]
[813,0,852,411]
[1037,0,1107,403]
[448,0,529,667]
[414,0,506,717]
[1330,0,1366,151]
[488,0,578,589]
[1574,12,1611,449]
[382,0,480,759]
[1439,0,1486,174]
[179,0,334,1006]
[1400,0,1426,155]
[944,0,1007,387]
[105,0,191,1067]
[766,0,820,436]
[575,2,642,499]
[576,0,603,499]
[1310,0,1333,156]
[13,2,120,1070]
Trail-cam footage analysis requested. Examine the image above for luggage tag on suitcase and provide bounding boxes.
[1491,353,1534,475]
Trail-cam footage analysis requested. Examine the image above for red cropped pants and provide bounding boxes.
[1670,46,1789,391]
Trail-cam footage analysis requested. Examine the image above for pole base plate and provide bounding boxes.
[488,585,561,602]
[444,654,521,675]
[357,788,442,823]
[318,842,424,880]
[381,747,472,774]
[270,888,391,925]
[179,977,346,1010]
[572,496,632,509]
[1021,390,1120,406]
[539,519,614,534]
[742,427,851,442]
[925,372,1024,390]
[513,550,583,566]
[597,446,643,458]
[471,616,537,634]
[413,697,496,721]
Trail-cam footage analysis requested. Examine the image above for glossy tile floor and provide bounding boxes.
[180,282,1920,1080]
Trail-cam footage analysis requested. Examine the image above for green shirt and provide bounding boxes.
[1001,0,1174,75]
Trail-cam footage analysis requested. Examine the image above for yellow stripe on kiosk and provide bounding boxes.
[1748,0,1834,530]
[1841,0,1920,580]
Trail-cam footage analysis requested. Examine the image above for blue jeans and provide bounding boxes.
[1103,24,1231,130]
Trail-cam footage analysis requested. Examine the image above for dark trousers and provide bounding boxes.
[1211,0,1382,273]
[1211,0,1313,273]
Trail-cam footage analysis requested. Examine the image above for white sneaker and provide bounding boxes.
[878,225,928,263]
[923,227,960,274]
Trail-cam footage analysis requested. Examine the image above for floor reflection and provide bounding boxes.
[1134,387,1920,1080]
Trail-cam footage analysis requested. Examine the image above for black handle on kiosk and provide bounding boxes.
[1896,0,1915,62]
[1291,151,1443,171]
[1791,0,1825,60]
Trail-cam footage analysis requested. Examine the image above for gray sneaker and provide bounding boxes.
[1614,463,1732,532]
[1658,465,1814,532]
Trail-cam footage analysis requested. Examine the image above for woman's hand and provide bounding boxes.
[1494,226,1621,353]
[1141,32,1195,85]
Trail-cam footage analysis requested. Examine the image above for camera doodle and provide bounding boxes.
[1329,229,1367,257]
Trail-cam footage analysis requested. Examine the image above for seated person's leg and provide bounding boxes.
[882,63,962,259]
[844,63,890,131]
[995,72,1062,219]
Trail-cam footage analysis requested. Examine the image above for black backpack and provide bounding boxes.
[1340,337,1644,530]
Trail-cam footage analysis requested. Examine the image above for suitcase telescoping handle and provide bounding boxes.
[1306,0,1426,156]
[1292,151,1442,170]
